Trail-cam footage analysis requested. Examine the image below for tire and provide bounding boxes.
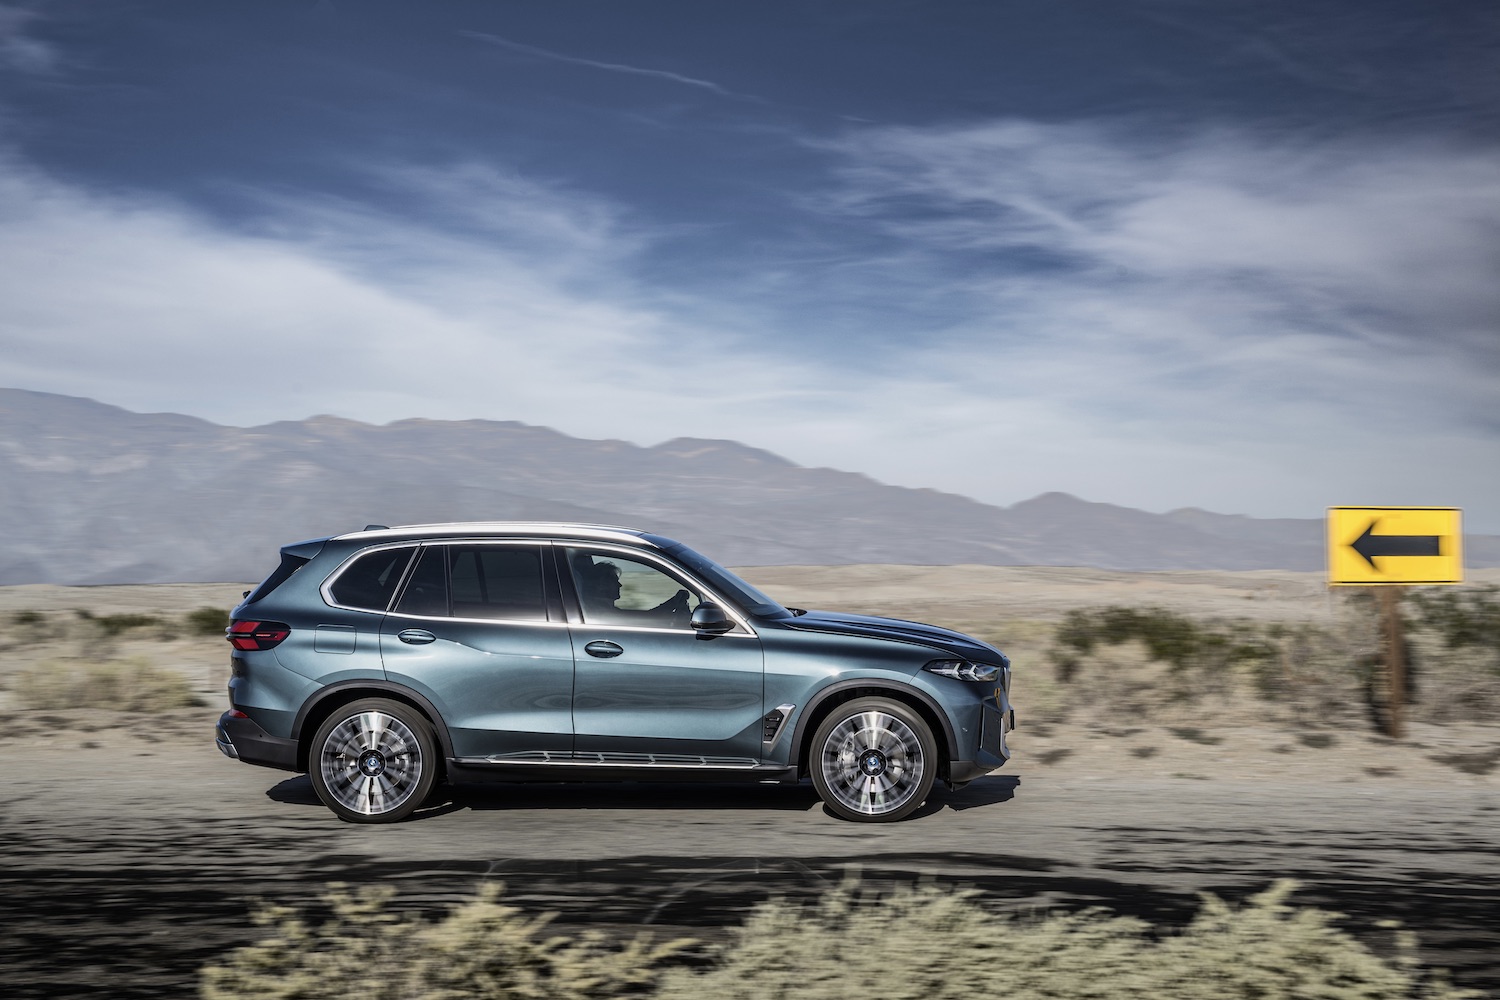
[809,697,937,822]
[309,698,438,823]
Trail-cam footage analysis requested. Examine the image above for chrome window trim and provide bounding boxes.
[557,541,758,637]
[385,612,572,629]
[323,538,556,621]
[322,534,758,636]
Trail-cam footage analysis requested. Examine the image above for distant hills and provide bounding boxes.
[1,386,1494,585]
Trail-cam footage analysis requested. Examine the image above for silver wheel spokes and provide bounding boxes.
[320,711,423,815]
[820,711,924,816]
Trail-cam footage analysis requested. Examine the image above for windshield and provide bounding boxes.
[655,539,789,618]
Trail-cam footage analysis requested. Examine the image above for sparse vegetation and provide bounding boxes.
[1050,605,1278,682]
[73,609,169,637]
[1408,585,1500,661]
[186,606,230,635]
[12,657,201,712]
[1042,596,1500,729]
[200,883,692,1000]
[203,880,1474,1000]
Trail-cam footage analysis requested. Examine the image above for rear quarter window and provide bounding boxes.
[327,547,417,611]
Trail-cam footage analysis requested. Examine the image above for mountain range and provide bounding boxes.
[2,387,1493,585]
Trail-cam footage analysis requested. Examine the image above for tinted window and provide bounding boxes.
[328,547,416,611]
[565,548,700,629]
[447,545,546,621]
[393,545,448,617]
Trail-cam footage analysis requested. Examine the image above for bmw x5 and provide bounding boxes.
[216,523,1014,822]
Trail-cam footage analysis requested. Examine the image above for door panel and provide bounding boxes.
[380,616,574,758]
[570,628,764,757]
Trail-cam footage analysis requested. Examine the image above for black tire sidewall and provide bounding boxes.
[309,697,438,824]
[809,696,937,822]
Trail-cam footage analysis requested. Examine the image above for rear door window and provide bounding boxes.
[392,544,548,621]
[448,545,547,621]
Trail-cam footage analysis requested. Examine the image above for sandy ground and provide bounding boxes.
[1,568,1498,997]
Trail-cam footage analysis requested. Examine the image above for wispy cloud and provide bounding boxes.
[0,4,58,74]
[459,29,741,98]
[817,119,1500,419]
[0,112,1496,527]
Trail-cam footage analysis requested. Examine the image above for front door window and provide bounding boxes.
[564,548,700,629]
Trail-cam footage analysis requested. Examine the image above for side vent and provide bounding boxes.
[762,704,796,745]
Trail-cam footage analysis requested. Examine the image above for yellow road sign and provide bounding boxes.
[1327,507,1463,586]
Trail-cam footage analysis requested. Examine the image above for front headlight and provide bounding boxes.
[924,659,1003,682]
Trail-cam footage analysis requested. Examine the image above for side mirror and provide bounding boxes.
[690,602,735,634]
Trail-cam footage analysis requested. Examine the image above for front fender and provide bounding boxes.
[786,679,960,772]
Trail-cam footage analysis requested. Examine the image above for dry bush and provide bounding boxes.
[1403,585,1500,723]
[11,656,201,712]
[200,883,691,1000]
[1044,606,1366,728]
[657,880,1473,1000]
[185,606,230,636]
[73,608,171,637]
[2,608,65,647]
[202,880,1471,1000]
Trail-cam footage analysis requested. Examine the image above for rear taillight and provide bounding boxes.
[227,620,290,651]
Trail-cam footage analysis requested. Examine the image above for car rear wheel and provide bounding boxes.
[810,697,937,822]
[309,698,437,823]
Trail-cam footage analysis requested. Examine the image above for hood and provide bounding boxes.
[783,609,1001,661]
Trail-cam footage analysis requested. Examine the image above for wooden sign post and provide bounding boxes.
[1328,508,1462,741]
[1377,586,1406,740]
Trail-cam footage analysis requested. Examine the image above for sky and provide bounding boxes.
[1,0,1498,529]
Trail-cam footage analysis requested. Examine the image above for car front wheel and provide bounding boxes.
[810,697,937,822]
[309,698,438,823]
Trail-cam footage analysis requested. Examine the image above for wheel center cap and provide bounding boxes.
[359,751,386,777]
[859,750,887,776]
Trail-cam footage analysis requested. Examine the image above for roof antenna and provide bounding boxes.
[363,524,389,531]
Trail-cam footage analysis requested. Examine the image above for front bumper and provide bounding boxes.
[216,710,299,772]
[950,704,1014,784]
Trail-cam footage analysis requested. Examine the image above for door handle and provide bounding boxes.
[397,629,437,645]
[584,640,624,658]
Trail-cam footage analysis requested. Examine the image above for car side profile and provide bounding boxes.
[216,523,1014,823]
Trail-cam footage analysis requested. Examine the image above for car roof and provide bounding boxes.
[330,521,658,547]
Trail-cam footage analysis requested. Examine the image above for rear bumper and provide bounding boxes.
[216,710,299,772]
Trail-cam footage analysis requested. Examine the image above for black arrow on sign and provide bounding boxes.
[1351,520,1442,569]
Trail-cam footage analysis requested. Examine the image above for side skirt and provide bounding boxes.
[447,754,797,785]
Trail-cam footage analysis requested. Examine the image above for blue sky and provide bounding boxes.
[2,1,1498,529]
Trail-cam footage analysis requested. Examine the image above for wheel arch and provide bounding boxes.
[789,680,957,779]
[292,682,455,774]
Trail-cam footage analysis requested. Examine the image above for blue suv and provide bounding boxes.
[216,523,1013,822]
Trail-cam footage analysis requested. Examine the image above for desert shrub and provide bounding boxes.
[656,879,1473,1000]
[12,657,201,712]
[1344,587,1500,724]
[186,606,230,635]
[1050,606,1277,683]
[73,609,167,637]
[1408,585,1500,671]
[200,883,691,1000]
[4,609,58,645]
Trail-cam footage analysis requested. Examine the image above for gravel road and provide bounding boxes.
[3,710,1497,998]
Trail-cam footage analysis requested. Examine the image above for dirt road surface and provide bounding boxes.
[2,708,1497,998]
